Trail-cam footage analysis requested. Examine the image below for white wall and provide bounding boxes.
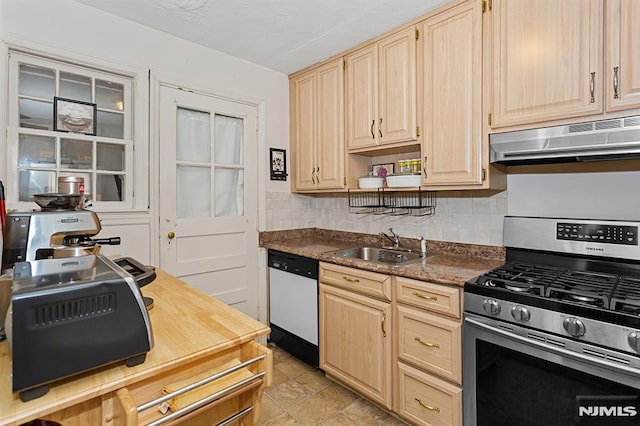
[507,170,640,221]
[0,0,290,259]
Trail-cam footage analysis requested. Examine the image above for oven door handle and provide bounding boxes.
[465,317,640,376]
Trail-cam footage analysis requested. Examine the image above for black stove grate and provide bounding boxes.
[470,262,640,312]
[611,276,640,315]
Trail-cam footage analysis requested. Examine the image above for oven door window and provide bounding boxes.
[476,340,640,426]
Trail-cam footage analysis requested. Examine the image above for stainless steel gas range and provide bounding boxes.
[463,216,640,426]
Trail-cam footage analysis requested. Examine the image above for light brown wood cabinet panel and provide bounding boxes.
[420,0,483,186]
[395,276,462,318]
[319,261,391,301]
[346,27,417,150]
[320,283,392,409]
[395,362,462,426]
[396,305,462,384]
[606,0,640,111]
[290,58,345,191]
[490,0,604,128]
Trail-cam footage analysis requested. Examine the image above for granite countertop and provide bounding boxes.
[260,229,505,287]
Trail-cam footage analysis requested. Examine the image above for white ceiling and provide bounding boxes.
[73,0,448,74]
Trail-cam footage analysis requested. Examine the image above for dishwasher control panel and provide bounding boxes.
[268,249,318,279]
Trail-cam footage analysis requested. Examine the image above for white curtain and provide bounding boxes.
[214,115,244,217]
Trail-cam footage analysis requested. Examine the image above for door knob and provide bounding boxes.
[167,231,175,239]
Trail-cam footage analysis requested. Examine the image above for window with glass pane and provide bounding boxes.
[177,167,210,218]
[61,138,92,169]
[18,134,55,167]
[10,52,134,208]
[96,174,125,202]
[177,108,211,162]
[213,114,244,217]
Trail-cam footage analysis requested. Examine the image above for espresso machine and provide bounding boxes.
[1,209,121,272]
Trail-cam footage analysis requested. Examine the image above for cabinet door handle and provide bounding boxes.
[382,313,387,337]
[414,337,440,348]
[311,167,316,184]
[423,156,428,178]
[342,276,360,283]
[370,120,375,139]
[415,397,440,412]
[412,291,437,301]
[590,71,596,103]
[378,118,383,138]
[316,167,320,183]
[613,66,619,99]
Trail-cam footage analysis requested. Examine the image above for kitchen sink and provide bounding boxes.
[326,246,426,265]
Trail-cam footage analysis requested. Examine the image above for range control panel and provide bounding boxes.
[557,223,638,245]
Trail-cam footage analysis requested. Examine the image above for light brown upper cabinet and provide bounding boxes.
[490,0,604,128]
[420,0,484,187]
[346,27,417,150]
[290,58,345,191]
[606,0,640,112]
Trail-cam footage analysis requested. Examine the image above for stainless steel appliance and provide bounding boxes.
[464,217,640,426]
[1,209,120,271]
[6,254,154,402]
[490,115,640,165]
[268,249,319,367]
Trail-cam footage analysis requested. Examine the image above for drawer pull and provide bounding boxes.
[415,397,440,412]
[413,291,437,301]
[218,406,254,426]
[138,354,266,426]
[342,276,360,283]
[382,313,387,337]
[414,337,440,349]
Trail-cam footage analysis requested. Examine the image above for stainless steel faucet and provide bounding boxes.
[379,228,400,248]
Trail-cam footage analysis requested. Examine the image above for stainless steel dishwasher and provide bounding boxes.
[268,249,319,367]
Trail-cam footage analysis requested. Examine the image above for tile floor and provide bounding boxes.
[258,345,408,425]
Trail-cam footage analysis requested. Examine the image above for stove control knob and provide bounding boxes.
[563,317,586,337]
[511,305,531,322]
[628,332,640,353]
[482,299,501,315]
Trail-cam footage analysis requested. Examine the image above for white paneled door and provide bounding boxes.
[159,85,259,318]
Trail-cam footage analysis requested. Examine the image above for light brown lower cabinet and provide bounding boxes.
[395,362,462,426]
[319,262,392,409]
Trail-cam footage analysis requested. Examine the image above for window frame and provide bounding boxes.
[6,50,138,210]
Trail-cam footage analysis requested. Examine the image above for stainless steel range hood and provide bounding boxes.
[490,115,640,165]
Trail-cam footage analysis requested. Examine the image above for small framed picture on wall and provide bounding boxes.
[270,148,287,181]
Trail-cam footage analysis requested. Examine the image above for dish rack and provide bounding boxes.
[348,189,437,217]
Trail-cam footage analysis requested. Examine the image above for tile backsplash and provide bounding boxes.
[266,190,507,247]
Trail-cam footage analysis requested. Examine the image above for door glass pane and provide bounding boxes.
[96,174,124,201]
[177,108,211,163]
[177,166,210,218]
[19,64,55,99]
[19,170,56,201]
[97,111,124,139]
[97,143,125,171]
[19,98,53,130]
[96,79,124,111]
[59,72,91,102]
[61,138,92,169]
[214,114,243,165]
[215,168,243,217]
[18,134,55,167]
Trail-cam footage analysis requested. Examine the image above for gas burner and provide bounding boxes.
[504,283,534,293]
[482,279,498,287]
[568,294,600,304]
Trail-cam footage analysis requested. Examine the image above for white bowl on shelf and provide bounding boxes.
[358,175,384,189]
[386,173,421,188]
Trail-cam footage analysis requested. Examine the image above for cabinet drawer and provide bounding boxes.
[395,276,461,318]
[396,305,461,384]
[113,341,271,425]
[396,362,462,426]
[320,262,391,300]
